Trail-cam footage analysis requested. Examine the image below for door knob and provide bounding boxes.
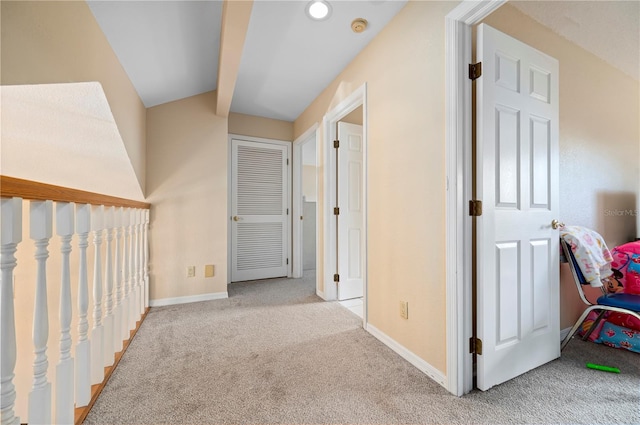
[233,216,241,222]
[551,219,564,230]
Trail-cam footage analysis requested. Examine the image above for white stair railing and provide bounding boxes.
[1,177,150,424]
[122,209,131,338]
[90,205,104,386]
[1,197,22,425]
[75,203,91,407]
[129,208,139,329]
[137,210,144,319]
[144,209,150,309]
[103,206,115,367]
[114,207,124,353]
[55,202,75,425]
[28,200,53,424]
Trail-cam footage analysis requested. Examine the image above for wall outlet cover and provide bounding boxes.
[204,264,215,277]
[400,301,409,319]
[187,266,196,278]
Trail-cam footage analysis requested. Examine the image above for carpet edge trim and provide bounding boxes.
[366,323,447,388]
[149,291,229,307]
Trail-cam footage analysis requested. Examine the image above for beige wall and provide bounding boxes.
[295,1,456,374]
[483,3,640,328]
[294,0,639,375]
[1,0,147,194]
[228,112,294,141]
[146,91,229,300]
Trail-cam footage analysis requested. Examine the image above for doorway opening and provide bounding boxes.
[336,106,364,318]
[292,126,319,292]
[322,83,368,325]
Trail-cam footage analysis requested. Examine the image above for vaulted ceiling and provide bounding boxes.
[87,0,639,122]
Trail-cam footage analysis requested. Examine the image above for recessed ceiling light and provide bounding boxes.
[306,1,331,21]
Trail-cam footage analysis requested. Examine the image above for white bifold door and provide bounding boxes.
[476,24,560,390]
[337,122,364,300]
[231,138,289,282]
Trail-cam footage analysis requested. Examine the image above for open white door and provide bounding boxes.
[337,122,364,300]
[476,24,560,390]
[231,138,289,282]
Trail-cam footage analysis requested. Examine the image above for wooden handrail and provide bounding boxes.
[0,176,150,209]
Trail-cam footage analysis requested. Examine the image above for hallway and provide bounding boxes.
[85,273,640,424]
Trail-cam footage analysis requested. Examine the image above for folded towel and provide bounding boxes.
[561,226,613,287]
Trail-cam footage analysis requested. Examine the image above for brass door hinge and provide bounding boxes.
[333,273,340,283]
[469,62,482,80]
[334,207,340,215]
[469,200,483,217]
[469,337,483,355]
[334,140,340,149]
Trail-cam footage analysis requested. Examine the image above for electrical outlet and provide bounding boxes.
[187,266,196,278]
[204,264,215,278]
[400,301,409,319]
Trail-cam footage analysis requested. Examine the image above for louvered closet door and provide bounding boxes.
[231,138,289,282]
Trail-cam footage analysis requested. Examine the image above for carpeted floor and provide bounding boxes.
[85,272,640,424]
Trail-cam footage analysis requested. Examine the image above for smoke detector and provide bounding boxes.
[351,18,368,33]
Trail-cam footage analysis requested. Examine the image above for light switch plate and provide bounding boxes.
[204,264,215,278]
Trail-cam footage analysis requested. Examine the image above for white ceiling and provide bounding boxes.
[87,1,222,108]
[230,0,407,121]
[87,0,639,121]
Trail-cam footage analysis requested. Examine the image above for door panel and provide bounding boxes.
[477,24,560,390]
[337,122,364,300]
[231,138,288,282]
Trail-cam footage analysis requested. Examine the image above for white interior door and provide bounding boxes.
[231,138,289,282]
[476,23,560,390]
[337,122,364,300]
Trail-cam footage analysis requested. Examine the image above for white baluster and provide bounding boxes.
[130,209,136,323]
[128,209,134,328]
[75,204,91,407]
[103,206,115,366]
[55,202,75,425]
[121,209,131,339]
[1,197,22,425]
[135,209,141,321]
[129,209,138,330]
[113,207,124,352]
[138,210,145,315]
[28,200,53,425]
[144,209,149,309]
[90,205,104,385]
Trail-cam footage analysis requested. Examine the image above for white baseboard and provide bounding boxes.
[150,291,228,307]
[366,323,447,388]
[316,289,326,300]
[560,327,572,341]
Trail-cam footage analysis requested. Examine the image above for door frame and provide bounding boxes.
[444,0,507,396]
[322,83,368,322]
[292,124,319,289]
[227,134,293,283]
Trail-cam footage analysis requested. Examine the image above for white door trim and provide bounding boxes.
[444,0,507,396]
[292,124,319,285]
[322,83,368,326]
[227,133,293,282]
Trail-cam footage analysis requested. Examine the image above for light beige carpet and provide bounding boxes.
[85,272,640,424]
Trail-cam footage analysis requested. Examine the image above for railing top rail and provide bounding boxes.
[1,176,150,209]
